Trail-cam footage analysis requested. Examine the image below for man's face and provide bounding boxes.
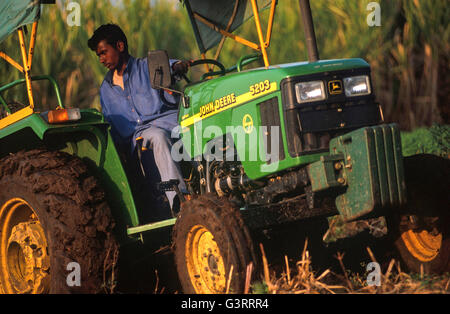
[95,39,123,71]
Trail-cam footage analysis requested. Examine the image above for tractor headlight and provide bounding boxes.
[343,75,371,97]
[295,81,326,104]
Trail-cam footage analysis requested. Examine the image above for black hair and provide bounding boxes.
[87,23,128,53]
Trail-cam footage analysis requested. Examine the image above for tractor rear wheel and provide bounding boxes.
[0,149,118,293]
[387,154,450,274]
[172,194,255,294]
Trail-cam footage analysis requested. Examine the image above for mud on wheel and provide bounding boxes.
[387,154,450,274]
[172,194,256,294]
[0,149,118,293]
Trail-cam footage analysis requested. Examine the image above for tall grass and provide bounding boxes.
[401,124,450,157]
[0,0,197,112]
[0,0,448,129]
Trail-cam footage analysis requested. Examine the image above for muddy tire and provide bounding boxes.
[172,194,255,294]
[387,154,450,274]
[0,149,118,293]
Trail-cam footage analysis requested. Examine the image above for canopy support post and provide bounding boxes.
[28,21,38,68]
[250,0,269,68]
[265,0,277,48]
[18,27,34,109]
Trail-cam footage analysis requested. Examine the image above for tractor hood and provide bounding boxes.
[183,58,371,104]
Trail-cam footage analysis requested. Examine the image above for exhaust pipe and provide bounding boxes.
[298,0,319,62]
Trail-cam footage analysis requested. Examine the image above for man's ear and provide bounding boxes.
[116,41,125,53]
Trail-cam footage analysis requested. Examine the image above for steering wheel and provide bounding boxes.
[185,59,226,82]
[237,53,262,72]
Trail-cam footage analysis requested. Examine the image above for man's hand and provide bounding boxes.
[172,60,190,75]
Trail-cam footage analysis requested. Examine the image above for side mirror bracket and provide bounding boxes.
[147,50,189,108]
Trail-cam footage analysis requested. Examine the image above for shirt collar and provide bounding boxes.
[104,55,135,84]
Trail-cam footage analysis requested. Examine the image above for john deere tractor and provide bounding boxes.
[0,0,448,294]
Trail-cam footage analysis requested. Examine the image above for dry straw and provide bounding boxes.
[253,241,450,294]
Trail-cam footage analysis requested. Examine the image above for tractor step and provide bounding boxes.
[127,218,177,237]
[157,179,180,192]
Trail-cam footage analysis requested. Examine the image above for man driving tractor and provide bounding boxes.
[87,24,189,215]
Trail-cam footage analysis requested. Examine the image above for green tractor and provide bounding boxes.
[0,0,448,294]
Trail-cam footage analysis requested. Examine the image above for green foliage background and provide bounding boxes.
[0,0,449,130]
[401,124,450,157]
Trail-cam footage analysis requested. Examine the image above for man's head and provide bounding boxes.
[88,24,129,71]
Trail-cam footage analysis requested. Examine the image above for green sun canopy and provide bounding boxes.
[0,0,41,44]
[181,0,272,53]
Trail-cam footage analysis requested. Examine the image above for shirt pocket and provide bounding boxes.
[133,88,163,116]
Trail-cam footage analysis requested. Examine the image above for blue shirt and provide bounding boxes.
[100,56,180,153]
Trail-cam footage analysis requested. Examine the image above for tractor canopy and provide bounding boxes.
[0,0,41,44]
[180,0,273,54]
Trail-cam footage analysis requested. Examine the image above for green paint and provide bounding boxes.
[307,154,345,192]
[179,58,369,179]
[329,124,406,221]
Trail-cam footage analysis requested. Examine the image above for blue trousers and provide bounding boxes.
[138,126,187,210]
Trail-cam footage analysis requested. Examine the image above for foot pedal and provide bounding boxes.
[157,179,188,204]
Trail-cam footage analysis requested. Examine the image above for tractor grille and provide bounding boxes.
[258,97,285,164]
[281,68,383,157]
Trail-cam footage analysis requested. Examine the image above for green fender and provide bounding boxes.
[0,109,140,241]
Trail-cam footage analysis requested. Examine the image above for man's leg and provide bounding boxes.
[140,126,187,210]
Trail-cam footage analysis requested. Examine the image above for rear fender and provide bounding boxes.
[0,111,140,238]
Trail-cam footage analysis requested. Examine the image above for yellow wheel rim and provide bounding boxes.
[185,225,227,293]
[0,198,50,294]
[401,229,442,263]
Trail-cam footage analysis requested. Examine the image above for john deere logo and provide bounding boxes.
[242,114,254,134]
[328,80,343,95]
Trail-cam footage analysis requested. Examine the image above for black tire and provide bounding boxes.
[387,154,450,274]
[172,194,255,294]
[0,149,118,293]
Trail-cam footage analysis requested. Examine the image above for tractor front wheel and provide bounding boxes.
[387,154,450,274]
[172,194,255,294]
[390,214,449,274]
